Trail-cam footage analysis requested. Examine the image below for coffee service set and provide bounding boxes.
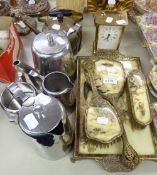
[0,25,80,160]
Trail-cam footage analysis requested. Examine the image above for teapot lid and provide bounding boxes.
[32,30,69,55]
[18,93,65,137]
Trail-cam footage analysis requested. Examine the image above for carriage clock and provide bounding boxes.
[93,10,128,53]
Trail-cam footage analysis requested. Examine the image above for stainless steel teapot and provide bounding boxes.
[31,29,76,80]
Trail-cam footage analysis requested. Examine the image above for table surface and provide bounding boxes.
[0,2,157,175]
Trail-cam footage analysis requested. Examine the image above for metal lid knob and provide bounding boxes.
[47,33,55,47]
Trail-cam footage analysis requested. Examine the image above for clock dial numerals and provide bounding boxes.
[97,26,122,50]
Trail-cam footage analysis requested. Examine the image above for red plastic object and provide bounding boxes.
[0,21,22,83]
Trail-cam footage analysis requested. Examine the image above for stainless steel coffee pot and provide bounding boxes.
[31,29,76,80]
[18,93,73,160]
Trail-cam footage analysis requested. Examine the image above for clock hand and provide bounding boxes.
[103,34,110,40]
[106,33,111,41]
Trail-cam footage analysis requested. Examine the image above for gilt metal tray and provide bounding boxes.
[73,51,157,164]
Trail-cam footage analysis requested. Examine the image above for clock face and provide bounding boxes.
[97,25,122,50]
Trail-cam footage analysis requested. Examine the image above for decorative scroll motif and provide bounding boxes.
[96,111,140,172]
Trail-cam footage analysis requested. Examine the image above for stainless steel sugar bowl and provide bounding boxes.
[0,82,36,123]
[31,30,76,80]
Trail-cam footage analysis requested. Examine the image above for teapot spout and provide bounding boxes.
[14,60,43,90]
